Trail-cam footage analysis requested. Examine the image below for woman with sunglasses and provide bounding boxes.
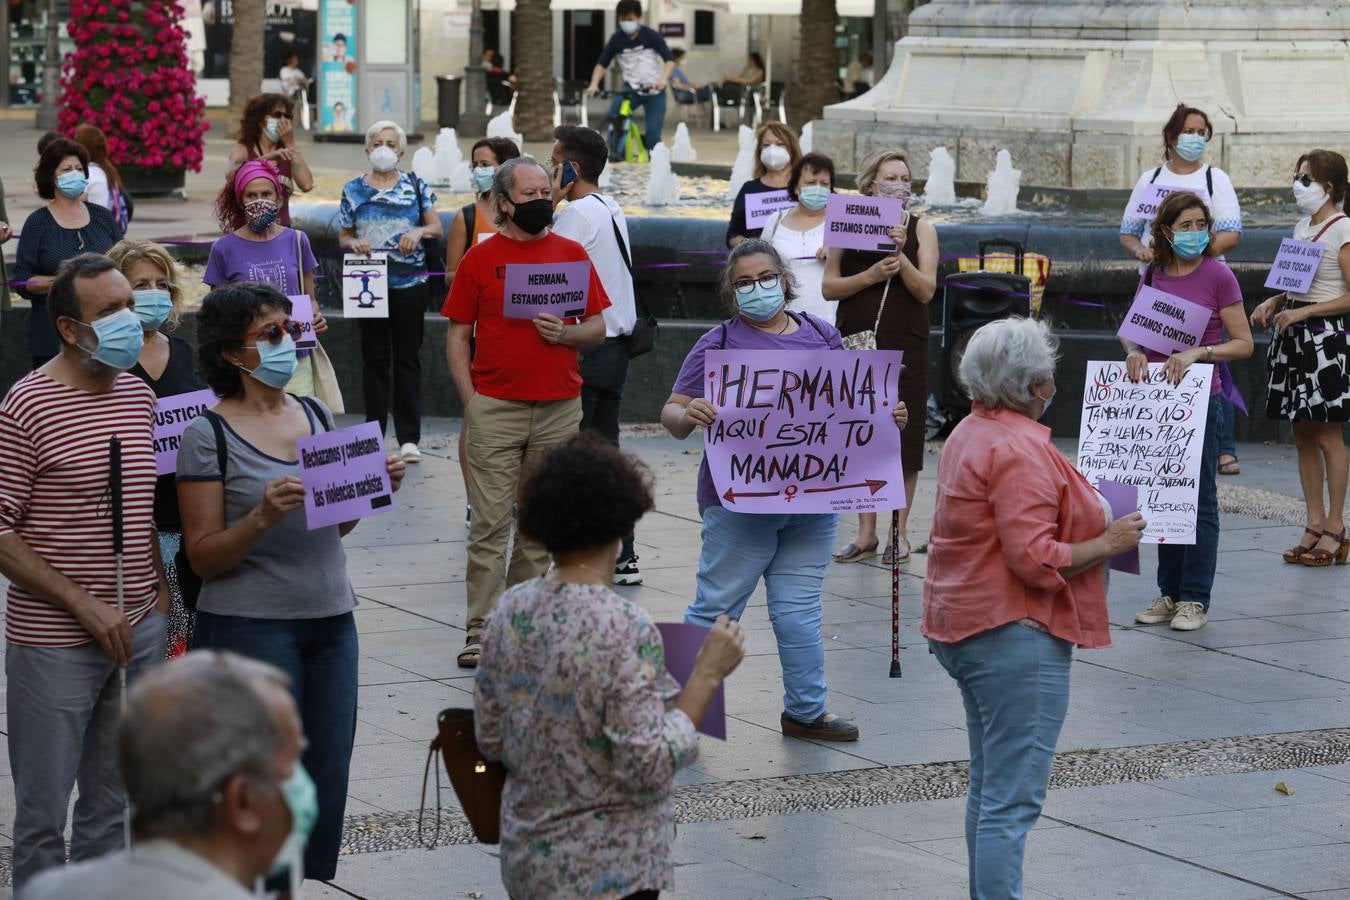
[177,281,405,888]
[226,92,314,226]
[1252,150,1350,567]
[662,239,909,742]
[109,239,205,658]
[207,159,330,400]
[1120,103,1244,476]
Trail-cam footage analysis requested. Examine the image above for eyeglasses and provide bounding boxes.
[1294,174,1316,187]
[243,320,304,345]
[732,274,780,295]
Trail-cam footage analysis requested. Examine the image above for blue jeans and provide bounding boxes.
[685,506,836,721]
[608,83,667,150]
[929,623,1073,900]
[191,611,358,881]
[1214,396,1237,459]
[1156,395,1221,609]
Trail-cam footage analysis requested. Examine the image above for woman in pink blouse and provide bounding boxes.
[475,434,745,900]
[922,318,1145,900]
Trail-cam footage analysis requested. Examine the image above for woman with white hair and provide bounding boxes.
[338,120,443,463]
[923,317,1145,900]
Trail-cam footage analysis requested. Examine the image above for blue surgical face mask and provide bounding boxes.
[799,185,830,211]
[472,165,495,194]
[133,289,173,331]
[240,333,298,389]
[619,18,639,34]
[1036,384,1056,418]
[1170,229,1210,260]
[737,282,786,323]
[264,117,283,143]
[1175,133,1207,163]
[72,308,144,370]
[56,170,88,198]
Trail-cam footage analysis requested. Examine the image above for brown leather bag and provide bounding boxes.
[419,708,507,846]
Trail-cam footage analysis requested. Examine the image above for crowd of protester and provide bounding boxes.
[0,67,1345,900]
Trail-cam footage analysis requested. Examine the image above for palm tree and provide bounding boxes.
[512,0,555,141]
[227,0,265,136]
[792,0,839,125]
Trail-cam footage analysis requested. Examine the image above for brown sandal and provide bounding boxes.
[1283,528,1322,563]
[1302,529,1349,568]
[456,638,483,669]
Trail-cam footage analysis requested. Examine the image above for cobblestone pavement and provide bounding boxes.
[0,424,1347,898]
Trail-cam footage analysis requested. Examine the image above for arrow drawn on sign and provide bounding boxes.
[803,480,888,496]
[722,487,781,504]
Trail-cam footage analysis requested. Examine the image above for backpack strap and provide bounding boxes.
[1205,165,1213,198]
[462,203,477,255]
[1149,166,1162,185]
[200,410,228,481]
[295,394,335,432]
[1143,264,1155,288]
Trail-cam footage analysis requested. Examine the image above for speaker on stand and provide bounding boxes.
[937,240,1033,432]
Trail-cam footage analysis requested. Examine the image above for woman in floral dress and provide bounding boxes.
[475,434,745,899]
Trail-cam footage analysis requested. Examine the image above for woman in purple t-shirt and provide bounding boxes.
[661,239,908,743]
[206,160,326,398]
[1119,191,1254,633]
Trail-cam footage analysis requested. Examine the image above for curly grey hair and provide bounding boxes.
[957,317,1059,415]
[718,239,800,315]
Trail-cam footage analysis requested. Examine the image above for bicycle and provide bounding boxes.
[599,86,657,164]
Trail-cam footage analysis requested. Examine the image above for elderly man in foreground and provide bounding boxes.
[21,651,314,900]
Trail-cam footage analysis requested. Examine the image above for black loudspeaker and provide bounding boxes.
[940,240,1033,412]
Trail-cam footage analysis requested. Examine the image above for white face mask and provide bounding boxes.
[760,145,790,172]
[369,146,399,173]
[1293,179,1330,216]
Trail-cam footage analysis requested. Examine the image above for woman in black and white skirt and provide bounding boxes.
[1252,149,1350,567]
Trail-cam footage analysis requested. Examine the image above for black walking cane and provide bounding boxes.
[889,509,901,678]
[108,437,131,848]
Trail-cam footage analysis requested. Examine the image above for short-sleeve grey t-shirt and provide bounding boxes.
[176,397,357,620]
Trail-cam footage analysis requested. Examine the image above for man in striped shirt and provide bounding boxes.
[0,253,168,889]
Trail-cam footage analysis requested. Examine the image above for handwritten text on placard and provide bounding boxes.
[703,349,906,514]
[1076,361,1213,545]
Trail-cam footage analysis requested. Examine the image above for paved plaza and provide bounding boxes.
[3,418,1345,898]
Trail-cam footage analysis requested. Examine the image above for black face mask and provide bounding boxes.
[508,198,553,236]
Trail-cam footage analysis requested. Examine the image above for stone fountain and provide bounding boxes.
[813,0,1350,188]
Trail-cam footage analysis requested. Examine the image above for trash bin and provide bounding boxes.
[437,75,462,128]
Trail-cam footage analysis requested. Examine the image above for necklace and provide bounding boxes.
[551,561,611,583]
[776,315,791,333]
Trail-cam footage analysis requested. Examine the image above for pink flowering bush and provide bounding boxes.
[58,0,208,172]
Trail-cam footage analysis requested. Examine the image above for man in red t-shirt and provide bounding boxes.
[442,157,609,667]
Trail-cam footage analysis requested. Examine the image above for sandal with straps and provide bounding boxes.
[1302,529,1349,568]
[1283,528,1322,564]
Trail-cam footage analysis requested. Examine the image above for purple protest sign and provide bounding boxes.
[1264,237,1324,294]
[655,623,725,740]
[703,349,907,514]
[502,262,591,320]
[1117,285,1211,356]
[745,189,796,229]
[1129,184,1180,221]
[823,193,906,252]
[1096,479,1141,575]
[297,421,394,530]
[153,389,217,475]
[288,294,318,350]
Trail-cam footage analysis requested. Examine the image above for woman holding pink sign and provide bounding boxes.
[1251,149,1350,567]
[1122,191,1253,632]
[725,122,801,248]
[823,149,938,565]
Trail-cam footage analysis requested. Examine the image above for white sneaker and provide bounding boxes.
[399,442,421,463]
[1170,601,1208,631]
[1135,595,1177,625]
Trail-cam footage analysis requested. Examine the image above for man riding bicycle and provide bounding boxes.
[585,0,676,153]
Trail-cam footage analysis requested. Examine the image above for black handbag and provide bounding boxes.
[591,195,658,359]
[411,171,446,279]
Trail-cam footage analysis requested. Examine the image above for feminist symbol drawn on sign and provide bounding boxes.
[348,270,384,309]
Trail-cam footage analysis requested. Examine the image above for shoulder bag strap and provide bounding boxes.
[1143,264,1155,288]
[1312,214,1348,243]
[296,394,334,432]
[201,410,228,481]
[463,203,477,254]
[589,194,650,317]
[293,228,304,295]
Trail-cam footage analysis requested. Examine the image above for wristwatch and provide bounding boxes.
[1204,346,1214,363]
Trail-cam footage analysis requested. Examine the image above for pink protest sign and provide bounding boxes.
[823,193,906,252]
[153,389,217,475]
[745,189,795,229]
[703,349,907,514]
[1117,285,1211,356]
[503,262,591,319]
[1264,237,1324,294]
[1129,184,1181,221]
[288,294,318,350]
[656,623,726,740]
[297,421,394,530]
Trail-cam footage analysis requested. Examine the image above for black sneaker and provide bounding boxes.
[465,505,471,529]
[614,555,642,586]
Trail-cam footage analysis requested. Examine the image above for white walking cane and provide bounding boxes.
[108,437,131,849]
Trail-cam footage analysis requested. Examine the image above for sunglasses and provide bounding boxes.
[243,319,304,345]
[1294,174,1317,188]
